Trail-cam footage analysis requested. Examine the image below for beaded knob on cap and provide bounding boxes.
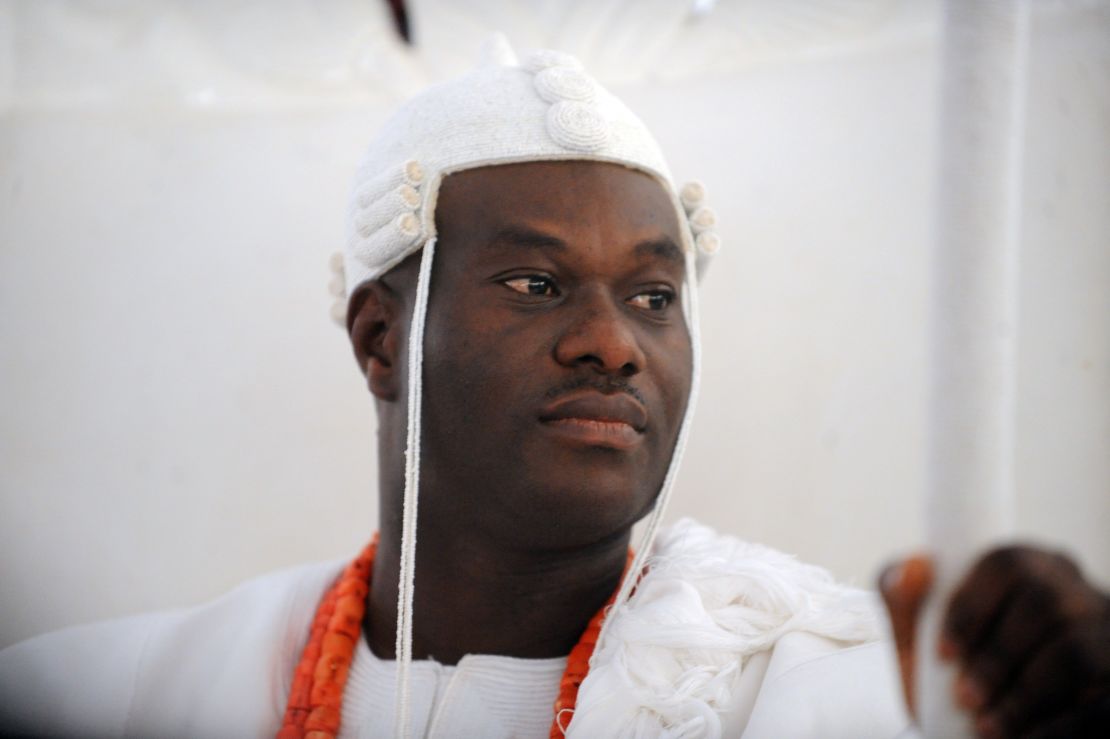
[678,182,721,266]
[546,101,611,152]
[527,51,611,154]
[680,181,706,209]
[327,252,348,326]
[696,231,721,255]
[534,67,598,104]
[523,49,583,73]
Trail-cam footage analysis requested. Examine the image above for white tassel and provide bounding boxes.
[393,238,437,739]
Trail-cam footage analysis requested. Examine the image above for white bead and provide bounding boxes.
[397,212,421,237]
[695,231,721,255]
[680,181,706,210]
[328,275,346,297]
[329,252,344,271]
[399,184,420,208]
[688,206,717,233]
[403,160,424,186]
[330,299,347,325]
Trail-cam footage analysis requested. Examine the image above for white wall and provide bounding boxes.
[1,0,1107,649]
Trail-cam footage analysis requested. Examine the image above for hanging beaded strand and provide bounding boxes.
[278,537,378,739]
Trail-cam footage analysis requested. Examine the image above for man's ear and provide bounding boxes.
[348,281,401,401]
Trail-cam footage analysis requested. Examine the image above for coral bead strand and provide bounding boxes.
[278,538,629,739]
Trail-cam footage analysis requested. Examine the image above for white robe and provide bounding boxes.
[0,519,911,738]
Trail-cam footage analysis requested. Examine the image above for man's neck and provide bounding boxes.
[362,524,631,666]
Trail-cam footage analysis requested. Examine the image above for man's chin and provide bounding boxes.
[512,475,656,537]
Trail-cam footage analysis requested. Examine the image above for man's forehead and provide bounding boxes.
[484,224,684,265]
[441,159,674,203]
[436,160,685,252]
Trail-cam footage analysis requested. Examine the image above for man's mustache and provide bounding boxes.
[543,376,646,406]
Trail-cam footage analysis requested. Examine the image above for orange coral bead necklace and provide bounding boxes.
[278,536,630,739]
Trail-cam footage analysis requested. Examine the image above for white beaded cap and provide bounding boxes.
[336,37,720,323]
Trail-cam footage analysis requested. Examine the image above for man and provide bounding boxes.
[2,39,1107,738]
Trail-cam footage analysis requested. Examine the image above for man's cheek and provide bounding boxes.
[652,348,692,415]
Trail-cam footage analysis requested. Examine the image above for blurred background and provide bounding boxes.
[1,0,1107,649]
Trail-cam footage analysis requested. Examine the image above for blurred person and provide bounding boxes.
[1,38,1107,739]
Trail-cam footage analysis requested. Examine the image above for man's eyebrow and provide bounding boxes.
[634,237,684,265]
[489,227,683,265]
[490,225,568,251]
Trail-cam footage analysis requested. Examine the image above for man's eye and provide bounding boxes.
[503,276,558,297]
[628,290,674,311]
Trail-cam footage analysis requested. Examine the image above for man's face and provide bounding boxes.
[417,160,692,548]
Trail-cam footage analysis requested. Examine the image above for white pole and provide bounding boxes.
[919,1,1029,737]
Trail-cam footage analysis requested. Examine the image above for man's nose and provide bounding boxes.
[553,290,646,377]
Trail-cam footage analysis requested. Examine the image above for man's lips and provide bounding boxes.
[538,392,647,450]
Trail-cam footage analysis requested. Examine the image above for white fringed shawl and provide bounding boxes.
[567,519,881,738]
